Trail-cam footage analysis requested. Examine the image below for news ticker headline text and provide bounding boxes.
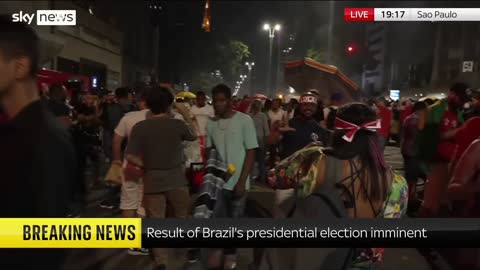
[1,218,480,248]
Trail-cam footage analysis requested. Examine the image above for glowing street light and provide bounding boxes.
[245,62,255,70]
[263,22,281,38]
[245,62,255,95]
[263,22,281,97]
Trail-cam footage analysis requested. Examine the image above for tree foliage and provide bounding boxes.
[190,71,223,94]
[217,40,251,83]
[190,40,250,92]
[306,47,326,63]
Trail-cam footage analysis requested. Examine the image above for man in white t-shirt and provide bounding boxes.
[190,91,214,136]
[112,92,150,255]
[267,98,287,167]
[190,91,214,156]
[114,113,149,216]
[268,98,287,129]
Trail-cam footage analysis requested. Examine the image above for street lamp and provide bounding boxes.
[263,22,281,97]
[245,62,255,95]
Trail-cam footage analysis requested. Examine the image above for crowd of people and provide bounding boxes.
[2,15,480,270]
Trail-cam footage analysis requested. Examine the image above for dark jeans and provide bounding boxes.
[402,154,420,184]
[378,136,387,152]
[78,145,103,187]
[213,189,247,255]
[256,146,267,182]
[268,144,279,168]
[103,185,121,206]
[103,129,113,161]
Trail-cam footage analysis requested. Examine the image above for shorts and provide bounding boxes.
[120,179,145,216]
[403,155,420,184]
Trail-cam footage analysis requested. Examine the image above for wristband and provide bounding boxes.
[112,160,122,165]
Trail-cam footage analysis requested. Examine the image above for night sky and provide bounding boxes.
[158,1,345,91]
[101,0,480,92]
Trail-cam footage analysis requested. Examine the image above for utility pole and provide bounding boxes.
[327,1,334,64]
[263,23,281,97]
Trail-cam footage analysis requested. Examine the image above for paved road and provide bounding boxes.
[63,147,449,270]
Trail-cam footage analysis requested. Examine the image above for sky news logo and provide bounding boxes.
[12,10,76,25]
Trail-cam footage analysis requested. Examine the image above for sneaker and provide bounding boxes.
[99,200,115,209]
[67,212,81,218]
[224,254,237,270]
[187,249,200,263]
[127,248,150,256]
[153,264,167,270]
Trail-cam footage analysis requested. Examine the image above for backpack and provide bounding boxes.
[102,103,133,131]
[326,107,338,130]
[286,155,352,270]
[265,145,408,270]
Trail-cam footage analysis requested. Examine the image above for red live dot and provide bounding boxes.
[344,8,375,22]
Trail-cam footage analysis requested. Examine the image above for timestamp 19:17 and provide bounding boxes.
[381,10,406,18]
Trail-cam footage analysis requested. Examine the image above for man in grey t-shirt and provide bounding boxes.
[249,100,269,182]
[126,86,196,270]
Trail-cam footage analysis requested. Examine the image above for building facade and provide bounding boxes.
[0,0,123,92]
[93,0,160,87]
[430,23,480,91]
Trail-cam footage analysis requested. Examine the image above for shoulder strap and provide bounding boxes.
[323,155,343,188]
[309,155,348,218]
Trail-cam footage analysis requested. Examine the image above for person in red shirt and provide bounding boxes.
[376,97,392,151]
[400,99,413,124]
[237,95,251,113]
[437,102,460,162]
[454,117,480,161]
[444,103,480,166]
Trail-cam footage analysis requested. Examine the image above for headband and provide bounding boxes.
[300,95,317,104]
[334,118,381,142]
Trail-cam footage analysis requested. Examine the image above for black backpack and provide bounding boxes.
[286,155,353,270]
[102,103,133,131]
[258,156,354,270]
[326,107,338,130]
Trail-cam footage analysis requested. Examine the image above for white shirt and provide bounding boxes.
[190,104,214,136]
[287,110,295,120]
[114,109,149,138]
[268,109,286,127]
[323,106,339,121]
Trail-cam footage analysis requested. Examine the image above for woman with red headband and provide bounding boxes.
[267,103,408,269]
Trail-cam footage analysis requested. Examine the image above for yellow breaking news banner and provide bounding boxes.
[0,218,142,248]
